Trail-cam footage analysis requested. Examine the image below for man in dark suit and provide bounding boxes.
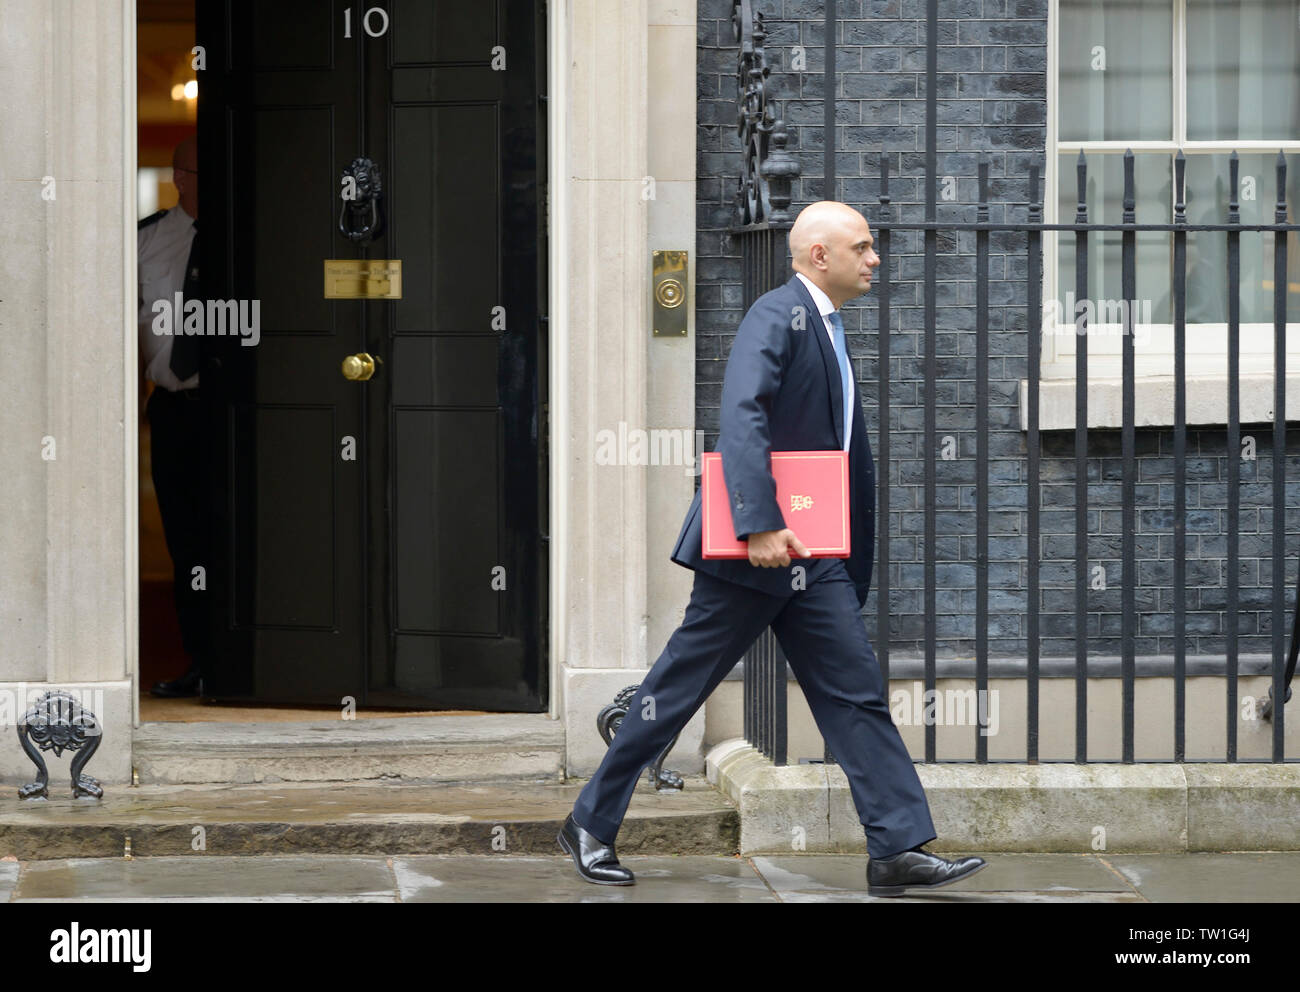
[558,200,987,897]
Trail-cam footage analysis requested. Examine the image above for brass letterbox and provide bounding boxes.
[324,259,403,299]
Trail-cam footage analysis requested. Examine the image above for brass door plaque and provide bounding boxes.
[652,249,688,337]
[324,259,403,299]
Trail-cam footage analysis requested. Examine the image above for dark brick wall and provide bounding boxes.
[695,0,1300,661]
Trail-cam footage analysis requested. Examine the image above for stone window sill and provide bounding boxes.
[1021,372,1300,431]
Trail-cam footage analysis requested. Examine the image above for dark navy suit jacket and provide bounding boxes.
[671,273,877,608]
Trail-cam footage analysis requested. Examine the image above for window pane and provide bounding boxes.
[1059,0,1173,141]
[1181,153,1300,324]
[1187,0,1300,141]
[1057,152,1174,334]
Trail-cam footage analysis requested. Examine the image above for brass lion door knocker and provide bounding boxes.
[338,157,386,244]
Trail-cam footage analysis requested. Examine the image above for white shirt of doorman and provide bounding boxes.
[137,204,200,393]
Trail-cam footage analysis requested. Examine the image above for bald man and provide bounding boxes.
[559,201,987,896]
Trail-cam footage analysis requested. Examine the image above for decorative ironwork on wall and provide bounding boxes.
[597,685,684,791]
[731,0,800,227]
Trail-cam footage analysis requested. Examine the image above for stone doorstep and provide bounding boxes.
[707,739,1300,855]
[0,778,739,861]
[130,714,566,785]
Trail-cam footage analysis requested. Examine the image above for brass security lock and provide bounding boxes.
[652,250,688,337]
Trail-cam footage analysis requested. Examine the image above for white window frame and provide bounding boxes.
[1031,0,1300,430]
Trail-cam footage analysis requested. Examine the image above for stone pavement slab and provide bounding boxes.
[392,854,777,902]
[1103,853,1300,903]
[2,852,1297,902]
[751,853,1143,902]
[0,861,17,901]
[13,856,397,902]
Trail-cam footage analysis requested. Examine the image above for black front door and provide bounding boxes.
[196,0,547,711]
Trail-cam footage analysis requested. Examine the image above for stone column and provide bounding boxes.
[556,0,701,775]
[0,0,134,785]
[646,0,698,676]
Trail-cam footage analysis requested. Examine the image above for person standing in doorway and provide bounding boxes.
[558,201,989,897]
[139,135,211,698]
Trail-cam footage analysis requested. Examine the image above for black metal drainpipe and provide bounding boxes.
[923,0,938,763]
[824,0,835,200]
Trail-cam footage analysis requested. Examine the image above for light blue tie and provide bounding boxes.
[827,310,852,450]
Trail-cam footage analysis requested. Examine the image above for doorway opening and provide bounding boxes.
[136,0,202,721]
[136,0,549,723]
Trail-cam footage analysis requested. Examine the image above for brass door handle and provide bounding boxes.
[341,352,381,381]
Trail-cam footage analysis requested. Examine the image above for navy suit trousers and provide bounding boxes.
[571,559,937,860]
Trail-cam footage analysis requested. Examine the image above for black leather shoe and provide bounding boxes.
[150,665,203,698]
[867,846,987,897]
[557,814,635,885]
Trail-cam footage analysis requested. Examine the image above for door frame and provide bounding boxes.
[128,0,558,722]
[544,0,565,721]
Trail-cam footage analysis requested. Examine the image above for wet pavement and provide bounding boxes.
[2,851,1297,902]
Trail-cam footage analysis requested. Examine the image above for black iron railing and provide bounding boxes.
[737,148,1300,766]
[728,0,1300,766]
[727,0,807,766]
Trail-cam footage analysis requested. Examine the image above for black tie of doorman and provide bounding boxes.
[169,220,201,381]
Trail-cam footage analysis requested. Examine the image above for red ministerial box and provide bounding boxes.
[701,450,850,559]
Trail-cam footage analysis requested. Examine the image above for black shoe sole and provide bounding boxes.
[557,831,635,885]
[867,859,988,898]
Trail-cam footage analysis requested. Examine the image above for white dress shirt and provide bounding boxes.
[795,271,853,450]
[138,205,200,392]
